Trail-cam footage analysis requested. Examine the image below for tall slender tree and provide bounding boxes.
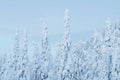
[0,51,13,80]
[105,18,112,80]
[40,21,50,80]
[31,42,41,80]
[55,9,72,80]
[12,30,20,80]
[19,30,29,80]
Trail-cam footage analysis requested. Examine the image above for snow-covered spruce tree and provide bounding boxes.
[113,47,120,80]
[104,18,113,80]
[90,30,107,80]
[54,43,63,80]
[62,9,72,80]
[72,41,85,80]
[31,42,41,80]
[0,54,6,80]
[0,55,3,80]
[111,23,120,80]
[55,9,72,80]
[12,30,20,80]
[79,41,95,80]
[0,51,12,80]
[18,30,29,80]
[40,21,50,80]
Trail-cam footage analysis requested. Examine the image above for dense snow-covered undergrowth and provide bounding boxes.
[0,9,120,80]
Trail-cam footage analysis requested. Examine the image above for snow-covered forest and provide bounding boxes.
[0,9,120,80]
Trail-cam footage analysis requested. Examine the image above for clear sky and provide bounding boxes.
[0,0,120,54]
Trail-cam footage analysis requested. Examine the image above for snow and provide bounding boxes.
[0,9,120,80]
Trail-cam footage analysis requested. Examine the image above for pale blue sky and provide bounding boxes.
[0,0,120,53]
